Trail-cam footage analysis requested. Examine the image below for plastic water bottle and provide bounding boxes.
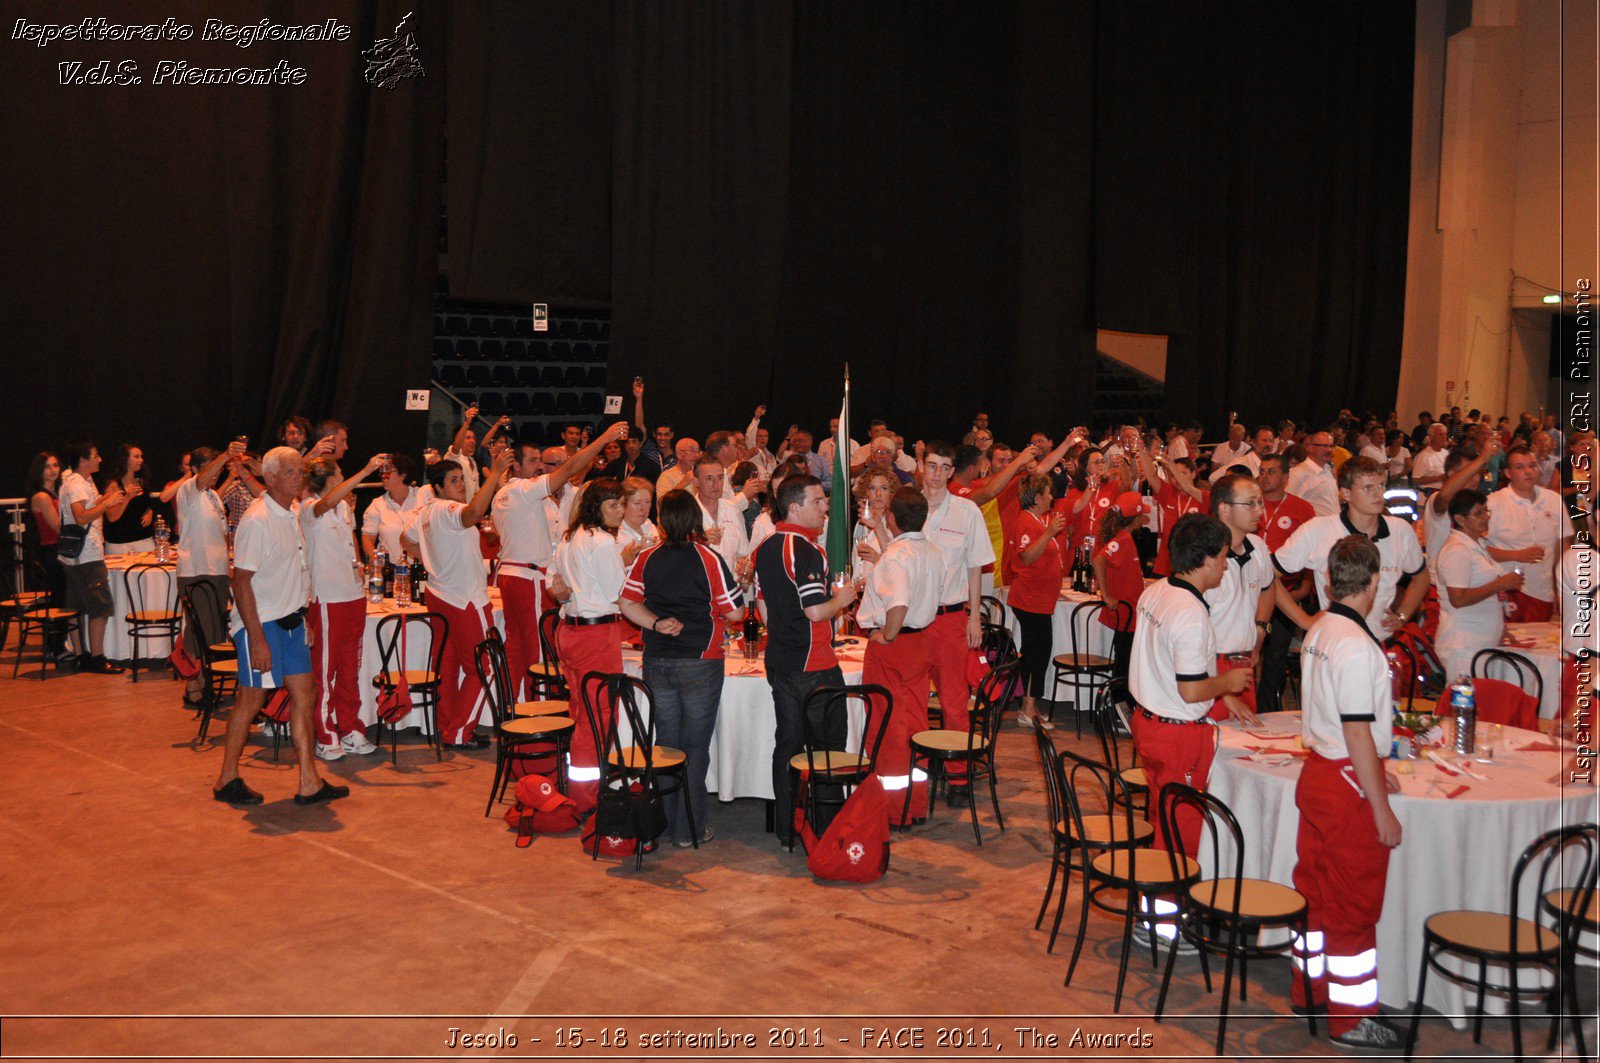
[393,558,412,607]
[1449,676,1476,757]
[153,516,170,562]
[367,551,386,604]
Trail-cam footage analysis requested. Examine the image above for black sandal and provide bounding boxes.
[213,778,264,806]
[293,780,351,806]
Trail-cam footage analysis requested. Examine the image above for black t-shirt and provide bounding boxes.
[102,487,154,545]
[621,541,742,660]
[754,528,838,673]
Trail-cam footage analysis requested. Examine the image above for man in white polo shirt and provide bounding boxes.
[1411,423,1450,491]
[689,454,749,573]
[493,425,626,699]
[1485,444,1573,622]
[1287,432,1340,518]
[657,437,700,497]
[1204,474,1276,718]
[57,440,127,674]
[1274,457,1430,640]
[920,441,993,749]
[213,447,347,808]
[1291,536,1403,1050]
[858,487,943,826]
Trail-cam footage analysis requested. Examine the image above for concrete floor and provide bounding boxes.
[0,655,1576,1061]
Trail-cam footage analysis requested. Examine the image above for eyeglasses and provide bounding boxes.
[1223,498,1264,508]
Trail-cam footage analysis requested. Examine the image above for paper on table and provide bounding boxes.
[1516,740,1562,753]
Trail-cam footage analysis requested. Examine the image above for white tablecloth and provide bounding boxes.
[1493,623,1564,720]
[1207,713,1594,1026]
[621,638,867,801]
[356,593,504,732]
[996,586,1115,696]
[102,554,179,662]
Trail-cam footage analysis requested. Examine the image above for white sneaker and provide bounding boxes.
[1131,922,1198,955]
[315,742,345,762]
[340,731,379,755]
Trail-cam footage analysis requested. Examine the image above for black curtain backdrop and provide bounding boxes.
[1093,0,1415,432]
[1,0,440,494]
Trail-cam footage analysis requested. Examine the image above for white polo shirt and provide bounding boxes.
[1208,450,1260,484]
[545,484,576,552]
[1274,512,1426,639]
[1210,441,1253,473]
[1359,443,1387,466]
[1299,603,1392,761]
[1130,577,1217,721]
[1286,459,1338,518]
[1486,486,1573,602]
[299,499,363,604]
[175,476,229,577]
[657,465,691,497]
[1560,545,1598,659]
[1421,499,1453,578]
[361,486,422,561]
[1412,446,1447,486]
[1434,530,1505,675]
[922,491,994,606]
[58,470,105,566]
[856,532,942,631]
[411,499,489,610]
[491,474,556,580]
[618,518,658,547]
[229,493,311,629]
[553,526,626,620]
[1203,533,1273,654]
[1386,445,1412,481]
[698,497,748,573]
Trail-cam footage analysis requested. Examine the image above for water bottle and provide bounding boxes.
[367,552,386,605]
[393,557,412,607]
[153,516,170,562]
[1449,676,1476,757]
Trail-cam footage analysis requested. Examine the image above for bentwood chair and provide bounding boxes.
[1049,598,1124,736]
[371,611,449,764]
[1094,679,1148,817]
[1154,783,1317,1052]
[474,630,573,817]
[529,607,569,700]
[1471,649,1544,708]
[180,583,236,741]
[6,561,76,680]
[904,658,1019,845]
[579,671,692,869]
[122,562,181,681]
[788,683,891,851]
[1031,718,1077,954]
[1405,823,1599,1061]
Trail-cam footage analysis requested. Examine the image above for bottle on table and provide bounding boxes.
[367,548,387,605]
[153,516,170,563]
[1449,675,1476,757]
[393,557,412,608]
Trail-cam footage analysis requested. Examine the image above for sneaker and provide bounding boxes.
[1017,711,1054,731]
[340,731,379,755]
[1329,1015,1403,1051]
[1131,923,1198,956]
[315,742,346,762]
[675,827,714,848]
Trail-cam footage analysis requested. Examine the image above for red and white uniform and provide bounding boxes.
[858,531,942,825]
[552,525,627,812]
[1129,577,1219,856]
[1434,530,1505,679]
[1006,511,1064,615]
[1201,533,1273,718]
[1151,480,1209,576]
[1486,485,1573,620]
[1291,602,1393,1034]
[1273,513,1426,640]
[412,498,495,745]
[1067,482,1119,558]
[300,499,367,745]
[1093,529,1145,632]
[492,474,558,698]
[922,491,991,742]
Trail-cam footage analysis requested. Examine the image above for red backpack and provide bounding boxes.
[501,774,580,846]
[807,776,891,883]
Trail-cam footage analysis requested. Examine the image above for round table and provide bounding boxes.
[621,637,867,801]
[1207,713,1593,1027]
[102,554,179,663]
[1494,622,1564,720]
[356,591,504,731]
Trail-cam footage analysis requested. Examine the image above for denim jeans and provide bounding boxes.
[643,656,725,844]
[766,665,846,845]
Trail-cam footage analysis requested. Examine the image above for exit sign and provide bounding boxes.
[1444,380,1455,391]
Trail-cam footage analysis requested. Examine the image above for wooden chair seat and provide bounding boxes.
[512,699,570,718]
[609,744,686,770]
[1054,652,1112,668]
[4,591,47,608]
[1189,878,1307,920]
[374,669,439,687]
[789,751,871,775]
[1121,766,1148,789]
[32,608,79,622]
[501,716,574,738]
[911,728,987,754]
[1426,910,1562,956]
[208,642,237,657]
[209,659,239,675]
[1092,849,1200,886]
[128,610,180,623]
[1064,814,1155,846]
[1543,888,1599,928]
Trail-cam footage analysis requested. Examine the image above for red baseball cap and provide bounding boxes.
[1113,491,1145,516]
[515,774,569,813]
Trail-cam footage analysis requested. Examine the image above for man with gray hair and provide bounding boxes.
[212,446,348,807]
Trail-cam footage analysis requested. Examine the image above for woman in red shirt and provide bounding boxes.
[1008,474,1067,729]
[1091,491,1149,680]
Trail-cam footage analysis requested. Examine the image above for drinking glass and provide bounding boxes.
[1475,723,1502,764]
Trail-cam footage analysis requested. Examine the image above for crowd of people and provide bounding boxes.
[17,388,1594,1047]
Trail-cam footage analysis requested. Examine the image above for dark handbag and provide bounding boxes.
[57,524,88,560]
[595,780,667,842]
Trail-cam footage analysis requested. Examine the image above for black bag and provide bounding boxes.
[595,780,667,842]
[56,524,88,560]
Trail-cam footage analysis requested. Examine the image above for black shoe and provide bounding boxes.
[213,778,264,806]
[445,736,491,751]
[84,655,125,675]
[946,784,973,808]
[1290,1001,1328,1017]
[293,780,351,805]
[1329,1015,1402,1051]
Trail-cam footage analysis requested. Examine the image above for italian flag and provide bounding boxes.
[825,371,851,575]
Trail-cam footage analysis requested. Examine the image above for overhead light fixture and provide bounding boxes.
[1543,294,1563,304]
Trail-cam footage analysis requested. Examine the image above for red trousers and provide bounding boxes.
[309,598,366,745]
[1291,753,1391,1034]
[863,630,933,824]
[1208,652,1258,721]
[927,607,972,738]
[1129,712,1217,854]
[557,620,623,815]
[423,591,495,745]
[495,571,544,701]
[1506,590,1553,623]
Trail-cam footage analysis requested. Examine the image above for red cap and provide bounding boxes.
[515,774,569,813]
[1113,491,1146,516]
